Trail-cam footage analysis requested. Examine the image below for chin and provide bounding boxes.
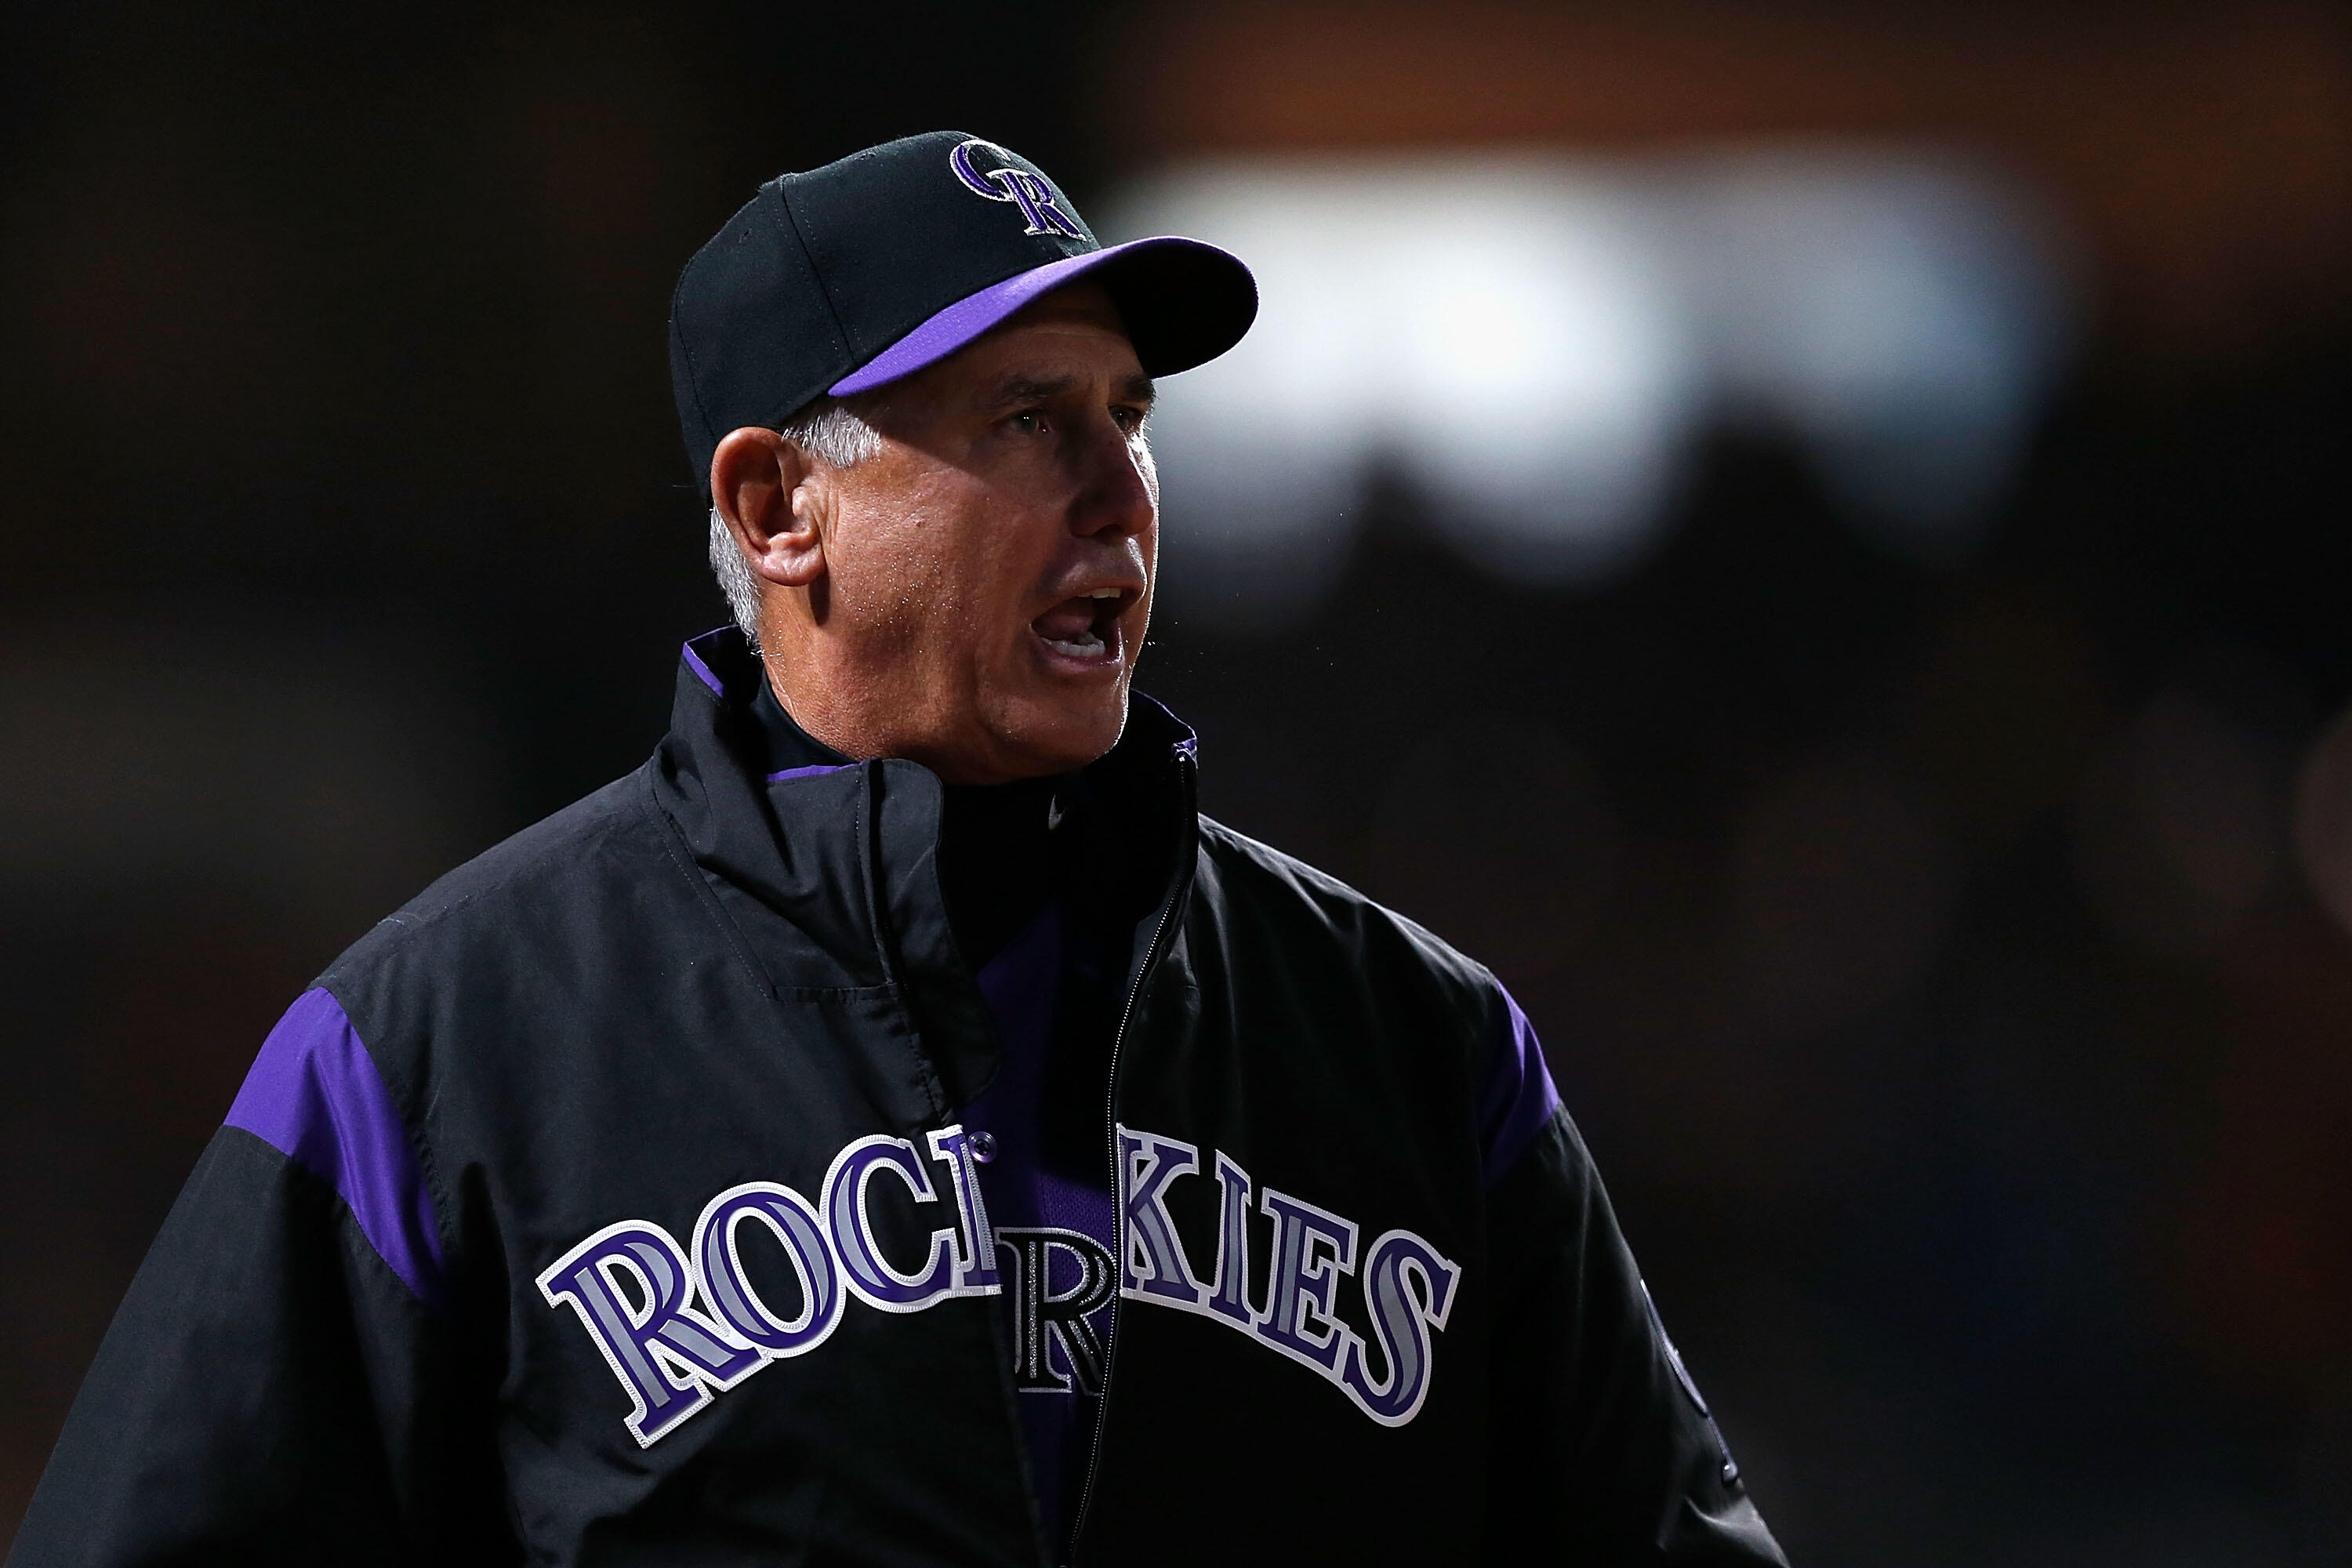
[993,690,1129,779]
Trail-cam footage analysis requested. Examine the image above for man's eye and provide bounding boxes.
[1008,409,1047,434]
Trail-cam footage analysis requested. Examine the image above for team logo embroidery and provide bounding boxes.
[948,138,1087,240]
[539,1122,1460,1446]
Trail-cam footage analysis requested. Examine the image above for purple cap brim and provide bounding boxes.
[828,236,1251,397]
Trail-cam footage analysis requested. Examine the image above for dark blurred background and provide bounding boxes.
[4,2,2350,1560]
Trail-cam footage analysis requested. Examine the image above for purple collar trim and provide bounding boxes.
[767,764,851,784]
[681,636,728,698]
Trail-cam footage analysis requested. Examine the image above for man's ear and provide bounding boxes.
[711,426,826,588]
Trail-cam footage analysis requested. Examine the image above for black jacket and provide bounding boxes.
[12,630,1786,1566]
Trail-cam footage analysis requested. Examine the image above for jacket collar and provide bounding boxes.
[748,660,853,781]
[653,627,1197,1117]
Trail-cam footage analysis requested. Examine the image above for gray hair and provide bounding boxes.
[707,398,885,645]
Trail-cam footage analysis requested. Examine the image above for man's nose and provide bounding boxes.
[1067,413,1156,539]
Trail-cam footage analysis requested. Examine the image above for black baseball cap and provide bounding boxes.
[670,130,1258,499]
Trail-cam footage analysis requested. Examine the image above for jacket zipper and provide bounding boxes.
[1061,750,1196,1563]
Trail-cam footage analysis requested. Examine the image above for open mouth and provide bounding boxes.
[1031,588,1131,665]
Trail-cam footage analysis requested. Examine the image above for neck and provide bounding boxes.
[757,641,1061,787]
[760,641,905,766]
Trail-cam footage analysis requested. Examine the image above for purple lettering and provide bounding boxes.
[1253,1186,1359,1374]
[926,1125,1002,1292]
[948,138,1000,200]
[823,1135,959,1312]
[946,138,1086,239]
[1116,1125,1204,1306]
[994,169,1085,239]
[539,1124,1462,1446]
[1338,1229,1461,1425]
[690,1181,843,1358]
[1205,1152,1256,1325]
[536,1219,761,1446]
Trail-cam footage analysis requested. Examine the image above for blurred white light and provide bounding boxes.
[1384,172,1694,584]
[1109,158,1697,623]
[1657,149,2073,561]
[1104,147,2074,627]
[1109,169,1381,627]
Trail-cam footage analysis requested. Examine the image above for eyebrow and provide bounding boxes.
[978,371,1158,414]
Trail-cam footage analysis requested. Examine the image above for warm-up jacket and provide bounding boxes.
[12,629,1787,1566]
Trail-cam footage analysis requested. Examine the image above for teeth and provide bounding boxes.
[1088,589,1121,599]
[1044,630,1107,657]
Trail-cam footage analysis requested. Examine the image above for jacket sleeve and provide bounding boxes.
[8,989,512,1567]
[1475,993,1788,1566]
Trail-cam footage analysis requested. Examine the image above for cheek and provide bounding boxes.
[829,489,1005,652]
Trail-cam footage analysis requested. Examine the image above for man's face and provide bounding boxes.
[808,283,1158,785]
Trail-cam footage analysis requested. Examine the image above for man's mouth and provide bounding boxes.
[1031,588,1131,663]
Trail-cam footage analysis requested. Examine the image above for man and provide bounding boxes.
[12,132,1785,1566]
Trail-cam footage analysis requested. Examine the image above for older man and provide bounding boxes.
[13,133,1784,1566]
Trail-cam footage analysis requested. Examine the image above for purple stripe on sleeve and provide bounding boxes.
[1479,988,1563,1186]
[767,764,851,784]
[225,988,448,1312]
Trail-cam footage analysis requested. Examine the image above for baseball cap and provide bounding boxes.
[670,130,1258,499]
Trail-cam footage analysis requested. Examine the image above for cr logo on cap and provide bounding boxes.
[949,139,1086,241]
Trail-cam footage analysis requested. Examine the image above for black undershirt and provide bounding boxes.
[935,776,1064,968]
